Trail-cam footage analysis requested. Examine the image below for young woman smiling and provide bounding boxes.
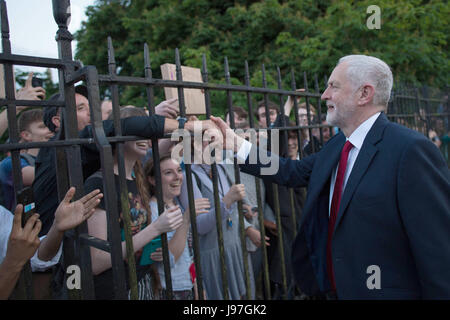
[145,153,210,299]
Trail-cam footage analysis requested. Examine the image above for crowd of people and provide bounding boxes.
[0,54,448,300]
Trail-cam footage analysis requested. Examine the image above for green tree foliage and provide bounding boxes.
[75,0,449,117]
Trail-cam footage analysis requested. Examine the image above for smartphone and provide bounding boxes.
[140,236,162,266]
[16,187,36,228]
[31,76,43,88]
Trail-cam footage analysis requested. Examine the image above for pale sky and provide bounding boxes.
[3,0,96,82]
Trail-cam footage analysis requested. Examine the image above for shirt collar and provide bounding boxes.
[347,112,381,150]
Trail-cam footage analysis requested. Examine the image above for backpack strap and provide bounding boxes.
[20,153,36,167]
[191,169,202,193]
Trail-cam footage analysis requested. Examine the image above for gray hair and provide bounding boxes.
[338,55,393,108]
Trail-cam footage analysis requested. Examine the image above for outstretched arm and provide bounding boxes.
[0,72,45,137]
[37,187,103,261]
[210,115,314,188]
[283,89,305,117]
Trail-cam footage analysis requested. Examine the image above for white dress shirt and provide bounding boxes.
[327,112,381,215]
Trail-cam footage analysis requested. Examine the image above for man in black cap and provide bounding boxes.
[35,85,92,235]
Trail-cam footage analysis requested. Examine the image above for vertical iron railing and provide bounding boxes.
[106,37,139,300]
[244,60,271,299]
[224,57,252,299]
[0,0,32,300]
[144,43,174,300]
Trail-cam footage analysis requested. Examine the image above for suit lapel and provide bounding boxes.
[300,133,345,225]
[333,113,389,233]
[312,135,345,196]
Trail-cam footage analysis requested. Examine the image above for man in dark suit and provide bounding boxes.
[210,55,450,299]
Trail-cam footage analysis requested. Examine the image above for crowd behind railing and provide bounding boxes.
[0,72,448,299]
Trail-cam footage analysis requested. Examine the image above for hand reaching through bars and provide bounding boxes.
[283,88,305,117]
[155,98,179,119]
[209,116,246,153]
[53,187,103,233]
[183,198,210,225]
[37,187,103,262]
[246,226,270,248]
[223,184,246,209]
[154,205,183,234]
[264,220,278,237]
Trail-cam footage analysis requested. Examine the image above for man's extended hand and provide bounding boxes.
[184,119,217,132]
[209,116,245,152]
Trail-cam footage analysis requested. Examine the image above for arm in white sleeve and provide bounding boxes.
[236,139,253,163]
[30,236,62,272]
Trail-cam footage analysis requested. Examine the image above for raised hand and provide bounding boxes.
[15,73,46,112]
[54,187,103,232]
[184,118,218,133]
[283,88,305,116]
[154,205,183,234]
[155,98,179,119]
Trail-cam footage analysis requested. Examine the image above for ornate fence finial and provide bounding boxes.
[53,0,73,42]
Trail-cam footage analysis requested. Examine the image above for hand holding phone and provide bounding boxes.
[16,187,36,228]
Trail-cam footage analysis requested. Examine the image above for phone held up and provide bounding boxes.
[31,76,43,88]
[16,187,36,228]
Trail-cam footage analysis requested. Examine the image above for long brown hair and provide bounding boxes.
[117,106,161,294]
[144,152,174,197]
[116,106,152,221]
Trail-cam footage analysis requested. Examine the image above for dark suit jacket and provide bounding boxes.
[240,113,450,299]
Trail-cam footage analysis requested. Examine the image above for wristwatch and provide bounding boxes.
[177,116,187,129]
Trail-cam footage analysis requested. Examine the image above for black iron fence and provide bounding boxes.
[0,0,448,300]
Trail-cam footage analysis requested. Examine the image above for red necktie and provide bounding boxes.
[327,140,353,291]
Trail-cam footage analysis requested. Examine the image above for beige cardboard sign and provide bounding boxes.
[160,63,206,115]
